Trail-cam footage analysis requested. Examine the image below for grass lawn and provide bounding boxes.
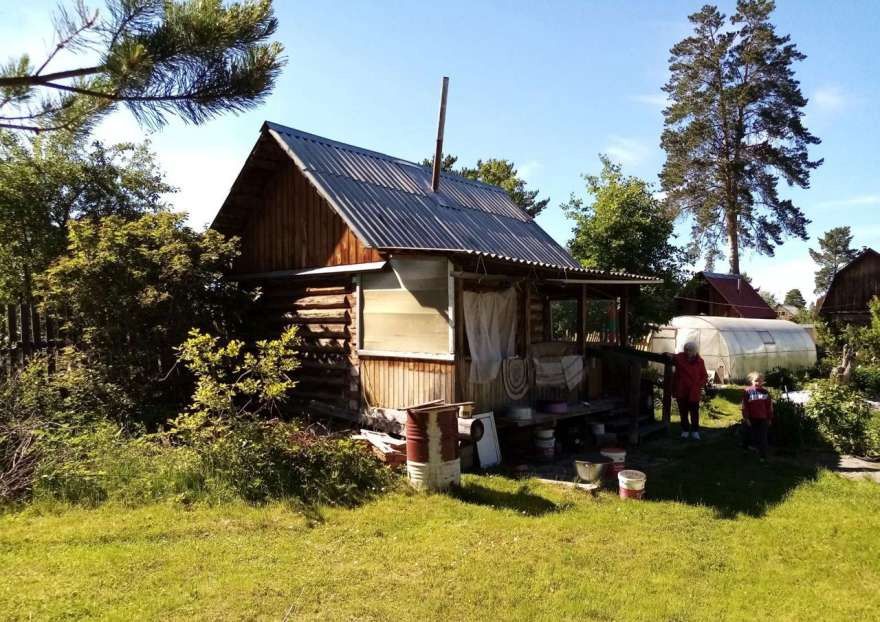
[3,393,880,621]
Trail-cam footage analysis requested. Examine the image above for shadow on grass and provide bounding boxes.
[451,482,561,517]
[641,425,827,519]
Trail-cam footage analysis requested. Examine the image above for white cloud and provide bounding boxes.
[629,93,669,108]
[746,257,818,304]
[816,194,880,208]
[605,135,651,166]
[517,159,542,182]
[811,86,846,113]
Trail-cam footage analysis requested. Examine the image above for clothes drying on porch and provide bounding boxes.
[533,354,584,390]
[502,357,530,399]
[463,288,518,383]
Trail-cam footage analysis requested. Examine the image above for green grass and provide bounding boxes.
[2,391,879,621]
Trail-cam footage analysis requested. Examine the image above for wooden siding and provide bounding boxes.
[234,162,382,274]
[360,356,455,409]
[821,251,880,325]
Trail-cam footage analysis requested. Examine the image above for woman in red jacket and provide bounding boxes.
[673,342,708,440]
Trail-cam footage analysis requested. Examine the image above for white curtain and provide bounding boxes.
[463,288,517,383]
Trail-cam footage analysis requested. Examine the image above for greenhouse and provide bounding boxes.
[648,316,817,383]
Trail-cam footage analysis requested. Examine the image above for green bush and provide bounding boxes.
[764,367,801,391]
[768,391,820,450]
[805,380,880,457]
[852,365,880,399]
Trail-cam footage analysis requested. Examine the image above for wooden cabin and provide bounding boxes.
[676,272,776,319]
[819,248,880,326]
[212,122,665,448]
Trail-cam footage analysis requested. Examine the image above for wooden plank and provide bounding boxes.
[19,304,32,357]
[662,357,673,427]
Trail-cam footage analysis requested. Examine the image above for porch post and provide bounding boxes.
[628,358,642,445]
[618,290,630,346]
[662,354,674,427]
[576,284,586,354]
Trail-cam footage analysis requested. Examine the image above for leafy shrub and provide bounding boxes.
[0,350,134,503]
[852,365,880,399]
[805,380,880,457]
[769,391,820,450]
[40,212,249,412]
[2,335,394,508]
[764,367,800,391]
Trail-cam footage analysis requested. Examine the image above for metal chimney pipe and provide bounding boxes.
[431,76,449,193]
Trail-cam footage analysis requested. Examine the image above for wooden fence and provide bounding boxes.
[0,303,62,373]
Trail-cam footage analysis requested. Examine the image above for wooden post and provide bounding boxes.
[628,358,642,445]
[30,305,41,348]
[523,284,532,358]
[542,294,551,341]
[453,276,466,402]
[618,293,629,346]
[19,303,32,358]
[662,354,674,427]
[576,285,586,355]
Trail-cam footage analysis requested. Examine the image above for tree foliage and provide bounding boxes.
[0,0,284,134]
[784,288,806,308]
[660,0,821,274]
[564,156,687,339]
[809,226,859,295]
[422,153,549,217]
[40,212,247,407]
[0,130,171,301]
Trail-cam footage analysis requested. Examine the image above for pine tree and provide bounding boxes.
[0,0,284,134]
[809,226,859,294]
[660,0,821,274]
[784,288,806,308]
[421,153,549,217]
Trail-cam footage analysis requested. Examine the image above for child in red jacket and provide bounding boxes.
[741,371,773,460]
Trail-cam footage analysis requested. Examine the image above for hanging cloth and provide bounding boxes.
[463,288,518,384]
[502,357,530,399]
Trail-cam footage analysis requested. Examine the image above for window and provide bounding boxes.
[360,257,451,357]
[757,330,775,345]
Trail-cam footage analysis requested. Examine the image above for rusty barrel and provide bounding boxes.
[406,406,460,491]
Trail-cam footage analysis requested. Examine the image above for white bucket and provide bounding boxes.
[618,469,647,500]
[534,428,555,440]
[407,459,461,491]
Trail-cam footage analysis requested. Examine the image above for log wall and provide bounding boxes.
[249,276,359,413]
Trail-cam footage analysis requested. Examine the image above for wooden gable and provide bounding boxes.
[221,135,382,275]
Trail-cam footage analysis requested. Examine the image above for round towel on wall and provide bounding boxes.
[502,357,530,400]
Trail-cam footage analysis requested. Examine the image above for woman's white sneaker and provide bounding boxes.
[681,431,690,439]
[690,431,701,440]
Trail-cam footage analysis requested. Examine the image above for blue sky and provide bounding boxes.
[3,1,879,303]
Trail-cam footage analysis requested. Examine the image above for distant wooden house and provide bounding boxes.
[775,304,800,321]
[818,248,880,326]
[675,272,776,320]
[211,122,669,444]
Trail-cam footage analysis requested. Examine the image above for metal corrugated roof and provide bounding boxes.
[265,122,588,271]
[700,272,777,319]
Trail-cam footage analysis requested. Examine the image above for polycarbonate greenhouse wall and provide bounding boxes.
[648,316,817,383]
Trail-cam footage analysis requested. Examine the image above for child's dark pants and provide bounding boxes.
[677,399,700,432]
[741,419,769,458]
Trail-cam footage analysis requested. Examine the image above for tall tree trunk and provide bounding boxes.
[726,209,740,275]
